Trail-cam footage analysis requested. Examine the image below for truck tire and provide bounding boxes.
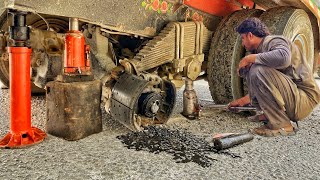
[0,12,68,93]
[308,13,320,76]
[260,7,315,74]
[207,9,263,104]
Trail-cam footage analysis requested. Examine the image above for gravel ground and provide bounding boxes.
[1,79,320,179]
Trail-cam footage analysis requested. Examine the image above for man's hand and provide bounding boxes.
[228,94,251,110]
[237,54,257,76]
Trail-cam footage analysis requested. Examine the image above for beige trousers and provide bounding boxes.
[247,64,317,129]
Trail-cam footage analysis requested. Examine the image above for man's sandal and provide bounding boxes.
[252,125,296,137]
[248,114,267,122]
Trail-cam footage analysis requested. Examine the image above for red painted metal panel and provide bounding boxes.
[183,0,255,16]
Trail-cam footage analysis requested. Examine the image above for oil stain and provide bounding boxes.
[117,126,240,167]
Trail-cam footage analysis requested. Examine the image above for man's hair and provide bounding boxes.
[236,17,270,37]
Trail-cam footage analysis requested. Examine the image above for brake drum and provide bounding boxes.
[110,73,176,131]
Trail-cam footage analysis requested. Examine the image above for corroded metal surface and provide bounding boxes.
[110,73,176,131]
[30,29,64,88]
[129,21,211,74]
[130,24,176,73]
[182,79,200,119]
[110,73,148,131]
[46,80,102,140]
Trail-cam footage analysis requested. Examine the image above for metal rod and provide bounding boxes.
[69,18,79,31]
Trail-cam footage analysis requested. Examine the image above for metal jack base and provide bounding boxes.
[0,127,46,149]
[181,78,201,120]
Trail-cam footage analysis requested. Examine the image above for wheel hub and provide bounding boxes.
[139,93,162,118]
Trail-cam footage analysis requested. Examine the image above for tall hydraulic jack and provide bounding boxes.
[46,18,102,140]
[0,11,46,148]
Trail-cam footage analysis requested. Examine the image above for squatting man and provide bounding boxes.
[228,17,320,136]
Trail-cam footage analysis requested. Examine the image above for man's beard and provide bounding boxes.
[247,45,256,53]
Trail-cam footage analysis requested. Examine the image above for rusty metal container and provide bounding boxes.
[46,80,102,140]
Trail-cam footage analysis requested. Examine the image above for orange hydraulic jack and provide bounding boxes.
[63,18,91,77]
[55,17,92,82]
[0,11,46,148]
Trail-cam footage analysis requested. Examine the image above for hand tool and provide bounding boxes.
[207,104,256,112]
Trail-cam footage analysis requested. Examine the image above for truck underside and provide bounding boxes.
[0,0,319,131]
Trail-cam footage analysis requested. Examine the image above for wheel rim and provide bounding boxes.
[292,33,312,67]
